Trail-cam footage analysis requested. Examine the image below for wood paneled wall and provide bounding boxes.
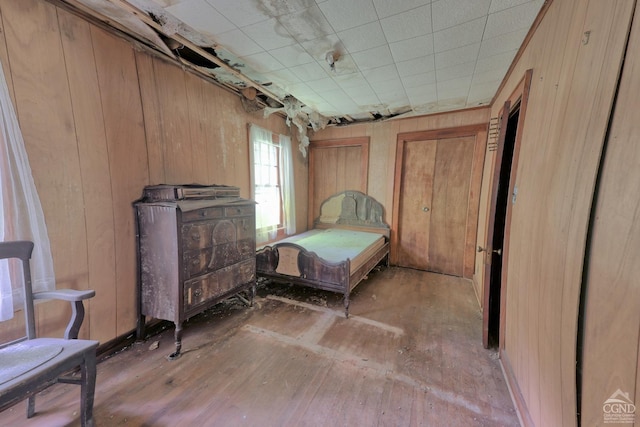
[580,4,640,424]
[0,0,306,346]
[485,0,636,425]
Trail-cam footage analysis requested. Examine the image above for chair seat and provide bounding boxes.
[0,342,63,385]
[0,337,99,406]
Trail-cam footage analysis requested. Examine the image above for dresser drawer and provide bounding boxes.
[183,238,255,278]
[225,205,254,218]
[182,219,255,252]
[183,258,255,312]
[182,206,224,223]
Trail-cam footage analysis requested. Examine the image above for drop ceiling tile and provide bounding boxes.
[435,43,480,69]
[377,90,410,106]
[402,70,436,89]
[260,69,302,87]
[349,91,381,106]
[306,77,341,93]
[269,44,315,67]
[437,76,472,99]
[166,0,236,36]
[363,64,400,84]
[351,44,394,71]
[325,94,360,112]
[207,0,269,27]
[436,61,475,82]
[407,82,437,102]
[431,0,491,32]
[371,77,405,94]
[317,0,379,33]
[242,18,296,50]
[433,17,486,53]
[372,0,430,19]
[389,34,434,62]
[467,80,498,104]
[333,71,368,89]
[284,81,318,96]
[380,5,432,43]
[396,55,435,77]
[300,34,341,61]
[240,51,285,72]
[337,21,387,53]
[484,1,541,39]
[278,5,335,43]
[478,28,526,57]
[474,50,514,73]
[327,53,360,75]
[289,61,331,81]
[489,0,543,14]
[254,0,317,17]
[214,29,263,56]
[472,65,508,85]
[342,82,376,98]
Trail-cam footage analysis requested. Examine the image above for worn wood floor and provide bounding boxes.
[1,267,519,426]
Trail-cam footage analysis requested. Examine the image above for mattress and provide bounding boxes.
[272,228,386,274]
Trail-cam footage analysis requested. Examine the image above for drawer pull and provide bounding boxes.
[191,233,199,241]
[193,289,202,298]
[191,258,200,266]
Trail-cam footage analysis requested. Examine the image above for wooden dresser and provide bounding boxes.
[134,184,256,359]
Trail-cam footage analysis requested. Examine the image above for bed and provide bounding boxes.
[256,190,390,317]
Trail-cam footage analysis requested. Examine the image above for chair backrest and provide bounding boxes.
[0,241,36,344]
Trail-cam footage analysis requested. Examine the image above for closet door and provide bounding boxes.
[395,139,437,270]
[308,137,369,227]
[393,125,485,277]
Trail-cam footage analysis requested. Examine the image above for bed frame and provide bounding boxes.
[256,190,390,317]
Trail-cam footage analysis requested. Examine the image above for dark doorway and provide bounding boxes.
[486,103,520,347]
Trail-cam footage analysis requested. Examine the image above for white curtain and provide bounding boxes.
[279,134,296,235]
[249,124,296,244]
[0,60,55,320]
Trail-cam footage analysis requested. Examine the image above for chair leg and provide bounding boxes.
[80,351,97,427]
[27,395,35,418]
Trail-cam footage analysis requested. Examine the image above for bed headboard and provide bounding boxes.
[314,190,390,237]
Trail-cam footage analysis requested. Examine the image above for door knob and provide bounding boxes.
[493,248,502,256]
[477,246,486,252]
[422,206,430,212]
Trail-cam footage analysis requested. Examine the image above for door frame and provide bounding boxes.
[481,69,533,348]
[391,123,488,277]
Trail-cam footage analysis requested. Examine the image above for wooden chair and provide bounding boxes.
[0,241,99,426]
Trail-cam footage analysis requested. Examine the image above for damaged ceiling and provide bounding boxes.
[60,0,544,141]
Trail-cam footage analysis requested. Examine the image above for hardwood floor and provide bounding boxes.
[1,267,519,426]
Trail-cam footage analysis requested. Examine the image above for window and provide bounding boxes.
[0,60,55,320]
[249,124,296,244]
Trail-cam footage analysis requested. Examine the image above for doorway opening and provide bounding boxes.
[486,102,520,347]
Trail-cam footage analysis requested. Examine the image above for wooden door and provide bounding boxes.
[395,139,437,269]
[394,129,479,277]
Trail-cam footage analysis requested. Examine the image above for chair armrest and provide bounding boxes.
[33,289,95,302]
[33,289,96,339]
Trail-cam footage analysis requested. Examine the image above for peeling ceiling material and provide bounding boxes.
[62,0,545,134]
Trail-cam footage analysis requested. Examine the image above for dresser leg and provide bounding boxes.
[168,323,183,360]
[136,314,146,341]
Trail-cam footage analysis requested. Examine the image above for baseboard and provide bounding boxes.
[500,348,534,427]
[96,319,172,362]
